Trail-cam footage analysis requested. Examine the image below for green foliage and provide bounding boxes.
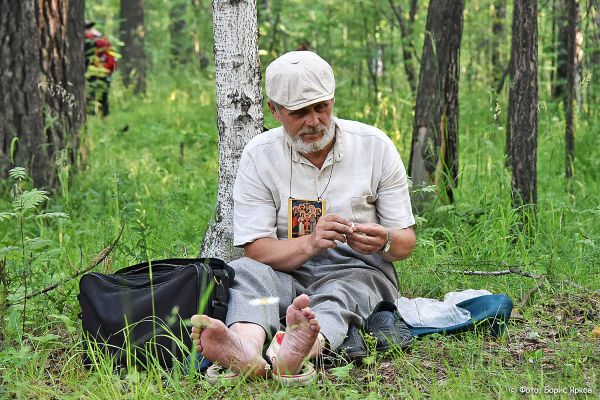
[8,167,26,182]
[12,189,50,213]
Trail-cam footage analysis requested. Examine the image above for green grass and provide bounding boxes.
[1,64,599,398]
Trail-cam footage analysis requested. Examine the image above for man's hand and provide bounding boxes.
[305,214,354,256]
[346,223,387,255]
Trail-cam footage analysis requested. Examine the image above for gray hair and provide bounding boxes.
[271,100,283,112]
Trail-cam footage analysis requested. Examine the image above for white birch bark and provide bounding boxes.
[200,0,263,260]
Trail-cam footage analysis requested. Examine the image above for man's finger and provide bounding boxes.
[353,223,385,236]
[320,213,352,226]
[346,237,377,254]
[321,221,354,235]
[347,232,380,247]
[319,230,346,243]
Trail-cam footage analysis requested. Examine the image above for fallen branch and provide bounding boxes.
[559,277,596,293]
[449,266,542,279]
[517,276,547,310]
[14,224,125,304]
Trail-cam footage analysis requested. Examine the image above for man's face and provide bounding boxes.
[270,99,335,154]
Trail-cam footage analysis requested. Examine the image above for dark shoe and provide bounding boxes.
[337,325,367,362]
[363,300,413,351]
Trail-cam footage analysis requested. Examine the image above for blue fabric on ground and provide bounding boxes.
[407,294,513,338]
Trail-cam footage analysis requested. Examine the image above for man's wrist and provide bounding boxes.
[302,233,320,258]
[380,230,392,253]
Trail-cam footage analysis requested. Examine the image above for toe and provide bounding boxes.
[292,294,310,309]
[191,314,210,328]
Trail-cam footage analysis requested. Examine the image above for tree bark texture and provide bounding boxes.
[509,0,538,209]
[120,0,147,94]
[200,0,263,261]
[565,0,577,178]
[408,0,465,205]
[0,0,85,189]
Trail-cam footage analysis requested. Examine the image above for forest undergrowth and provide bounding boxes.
[0,66,599,399]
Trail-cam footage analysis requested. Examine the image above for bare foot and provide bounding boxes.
[190,315,268,377]
[272,294,320,375]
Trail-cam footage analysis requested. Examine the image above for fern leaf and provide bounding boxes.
[24,238,54,250]
[8,167,27,181]
[0,246,21,256]
[0,212,17,222]
[29,212,70,220]
[12,189,49,212]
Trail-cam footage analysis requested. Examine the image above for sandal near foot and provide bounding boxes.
[266,331,317,386]
[337,325,368,362]
[364,300,413,351]
[205,363,239,385]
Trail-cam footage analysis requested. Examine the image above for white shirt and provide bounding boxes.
[233,118,415,247]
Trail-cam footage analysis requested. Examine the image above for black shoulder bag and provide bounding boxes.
[78,258,234,369]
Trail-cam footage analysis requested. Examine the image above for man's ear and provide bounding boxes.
[267,100,280,121]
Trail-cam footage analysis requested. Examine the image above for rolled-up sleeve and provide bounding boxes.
[233,150,278,246]
[375,141,415,230]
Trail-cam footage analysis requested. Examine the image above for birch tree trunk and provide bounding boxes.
[509,0,538,212]
[408,0,465,206]
[200,0,263,261]
[0,0,85,189]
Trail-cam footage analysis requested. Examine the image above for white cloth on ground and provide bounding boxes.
[395,289,493,328]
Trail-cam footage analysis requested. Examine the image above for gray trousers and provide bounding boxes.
[225,244,399,350]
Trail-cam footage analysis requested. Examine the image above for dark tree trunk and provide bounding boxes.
[169,0,191,68]
[509,1,538,210]
[554,0,568,99]
[360,1,379,104]
[408,0,465,205]
[565,0,577,179]
[505,50,513,166]
[190,0,210,70]
[591,1,600,106]
[0,0,85,189]
[120,0,147,94]
[550,0,557,85]
[491,0,506,87]
[388,0,418,94]
[266,0,282,56]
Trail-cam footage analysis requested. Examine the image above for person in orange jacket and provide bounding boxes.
[85,20,117,116]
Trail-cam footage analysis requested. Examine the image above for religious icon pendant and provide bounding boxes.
[288,197,327,239]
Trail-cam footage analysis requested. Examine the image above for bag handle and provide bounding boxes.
[115,257,228,276]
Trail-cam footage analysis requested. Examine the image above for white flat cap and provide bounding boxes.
[265,51,335,111]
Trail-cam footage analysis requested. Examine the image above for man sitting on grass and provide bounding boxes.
[190,51,416,381]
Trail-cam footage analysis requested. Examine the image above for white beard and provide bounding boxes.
[286,117,336,154]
